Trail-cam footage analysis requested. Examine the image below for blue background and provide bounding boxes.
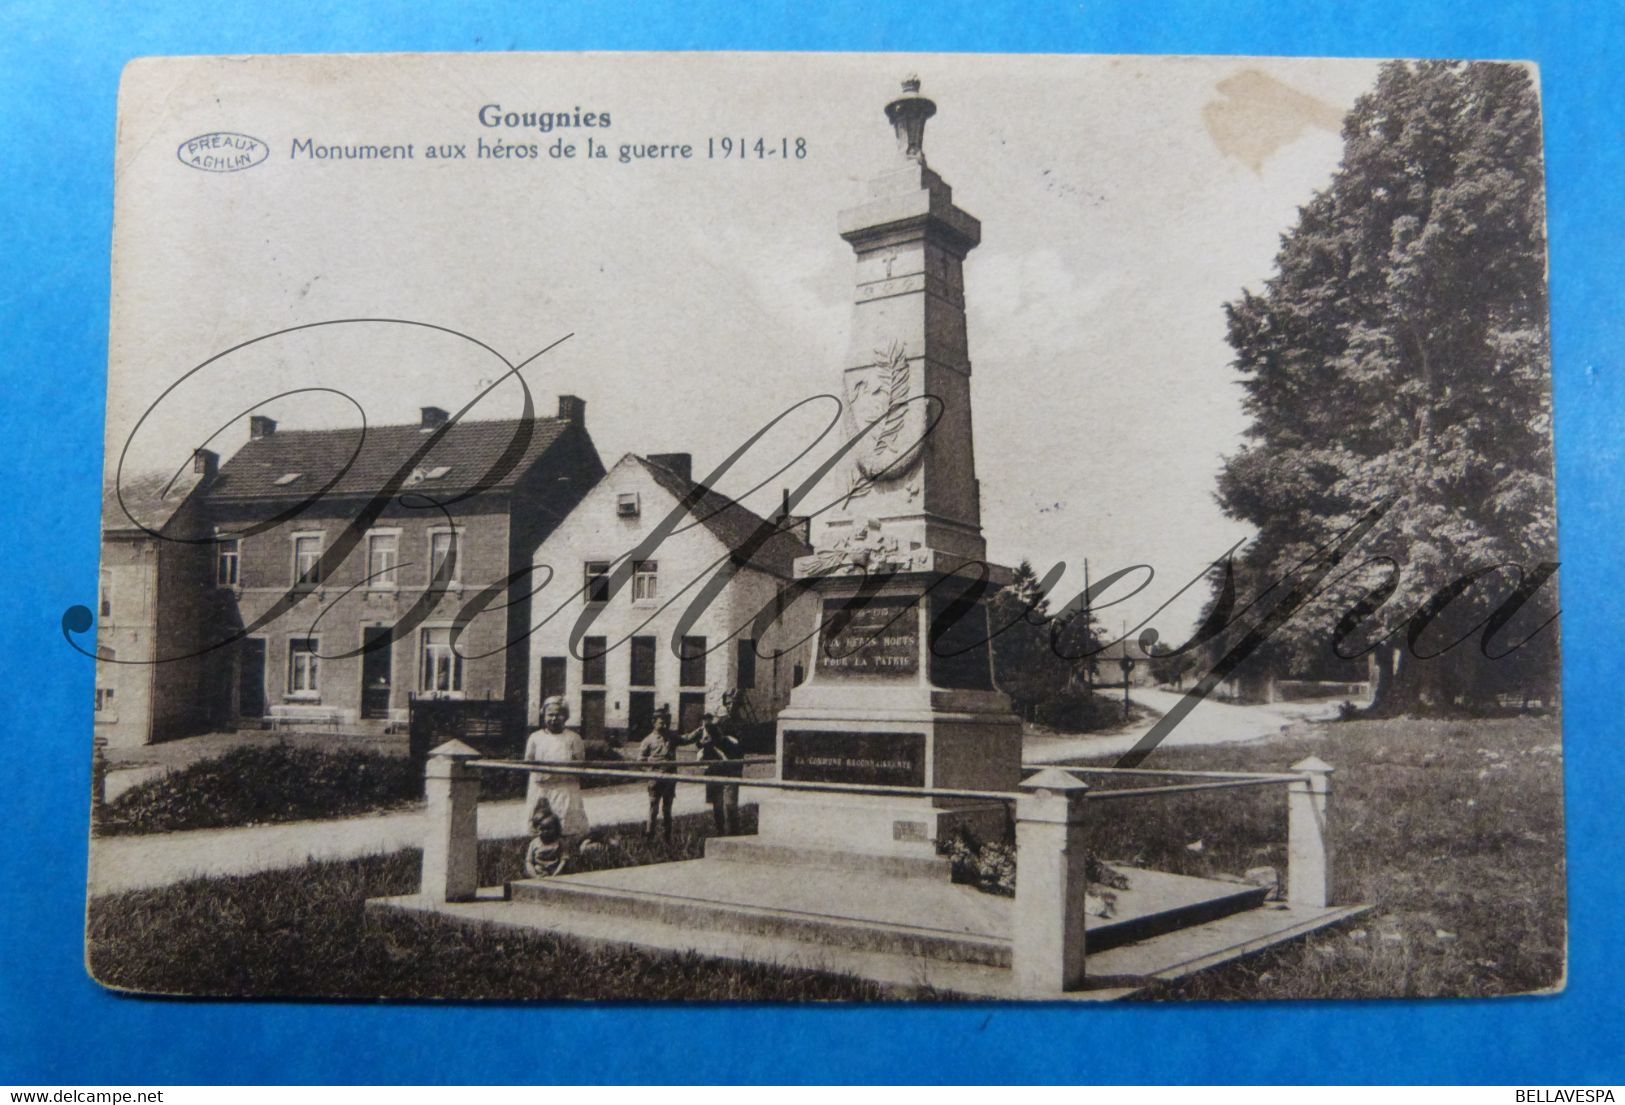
[2,0,1620,1086]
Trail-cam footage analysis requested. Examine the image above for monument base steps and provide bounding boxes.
[366,880,1368,1000]
[366,838,1369,997]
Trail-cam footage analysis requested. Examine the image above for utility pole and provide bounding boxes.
[1080,558,1092,692]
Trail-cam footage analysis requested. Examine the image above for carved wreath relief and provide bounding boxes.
[845,340,926,504]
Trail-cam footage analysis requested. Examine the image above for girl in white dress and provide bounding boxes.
[524,695,591,865]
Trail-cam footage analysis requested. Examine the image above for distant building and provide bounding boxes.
[527,453,816,743]
[1086,637,1155,689]
[201,398,603,732]
[97,450,222,748]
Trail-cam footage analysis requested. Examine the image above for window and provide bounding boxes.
[616,492,640,517]
[630,635,656,687]
[288,637,320,696]
[632,560,658,603]
[680,636,706,687]
[367,532,399,587]
[95,646,115,715]
[429,530,461,584]
[420,627,464,694]
[274,472,302,486]
[582,636,607,686]
[293,534,323,586]
[99,569,112,618]
[736,639,757,690]
[584,561,611,603]
[216,539,239,587]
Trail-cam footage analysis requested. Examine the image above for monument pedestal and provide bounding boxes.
[750,568,1023,865]
[745,79,1025,869]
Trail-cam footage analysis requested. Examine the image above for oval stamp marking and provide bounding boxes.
[176,132,269,172]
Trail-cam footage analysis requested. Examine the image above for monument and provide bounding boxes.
[373,74,1366,1001]
[748,77,1025,865]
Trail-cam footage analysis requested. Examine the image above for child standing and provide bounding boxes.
[637,706,680,843]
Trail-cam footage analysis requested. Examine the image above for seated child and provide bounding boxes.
[524,796,567,878]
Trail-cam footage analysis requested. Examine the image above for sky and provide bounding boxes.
[105,51,1385,640]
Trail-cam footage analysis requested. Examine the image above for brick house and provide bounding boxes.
[527,452,816,743]
[203,398,603,731]
[96,450,224,748]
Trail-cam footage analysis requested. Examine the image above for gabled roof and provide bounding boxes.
[633,455,811,579]
[206,416,581,502]
[103,468,206,535]
[1092,637,1153,663]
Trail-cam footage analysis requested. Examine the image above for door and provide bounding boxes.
[238,638,267,720]
[679,691,706,735]
[628,690,655,741]
[360,627,393,719]
[580,690,606,743]
[539,656,567,707]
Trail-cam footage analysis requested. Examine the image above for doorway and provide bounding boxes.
[628,690,655,741]
[580,690,606,743]
[539,656,567,713]
[238,638,267,720]
[361,627,393,720]
[679,691,706,735]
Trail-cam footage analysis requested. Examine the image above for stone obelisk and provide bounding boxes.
[754,78,1023,865]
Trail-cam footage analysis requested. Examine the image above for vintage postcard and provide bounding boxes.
[85,52,1562,1002]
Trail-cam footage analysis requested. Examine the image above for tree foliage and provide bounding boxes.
[1214,61,1557,711]
[988,559,1111,726]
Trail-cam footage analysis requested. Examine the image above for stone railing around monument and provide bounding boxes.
[417,743,1335,998]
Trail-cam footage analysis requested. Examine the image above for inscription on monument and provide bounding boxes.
[816,596,919,676]
[782,730,926,787]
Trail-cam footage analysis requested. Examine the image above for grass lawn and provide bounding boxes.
[1071,713,1566,1001]
[85,713,1565,1001]
[87,807,895,1000]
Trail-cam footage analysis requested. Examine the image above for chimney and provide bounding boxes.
[420,406,449,430]
[648,453,692,483]
[557,395,585,424]
[775,488,811,545]
[192,449,219,481]
[249,415,277,439]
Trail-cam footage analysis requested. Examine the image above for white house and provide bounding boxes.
[526,453,816,743]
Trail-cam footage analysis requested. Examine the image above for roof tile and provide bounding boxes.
[206,416,574,501]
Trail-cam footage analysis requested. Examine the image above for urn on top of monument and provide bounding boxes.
[885,75,936,163]
[803,78,990,576]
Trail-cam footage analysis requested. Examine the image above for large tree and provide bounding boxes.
[1214,60,1557,713]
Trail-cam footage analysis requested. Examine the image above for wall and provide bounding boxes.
[213,496,514,722]
[525,458,814,740]
[721,563,819,723]
[94,538,157,749]
[149,496,221,739]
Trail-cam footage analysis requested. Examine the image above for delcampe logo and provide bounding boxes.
[176,132,269,172]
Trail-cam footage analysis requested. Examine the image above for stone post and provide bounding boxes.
[422,739,482,902]
[1287,755,1334,908]
[1012,767,1091,995]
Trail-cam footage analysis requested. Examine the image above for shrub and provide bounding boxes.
[96,744,419,836]
[1032,688,1138,732]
